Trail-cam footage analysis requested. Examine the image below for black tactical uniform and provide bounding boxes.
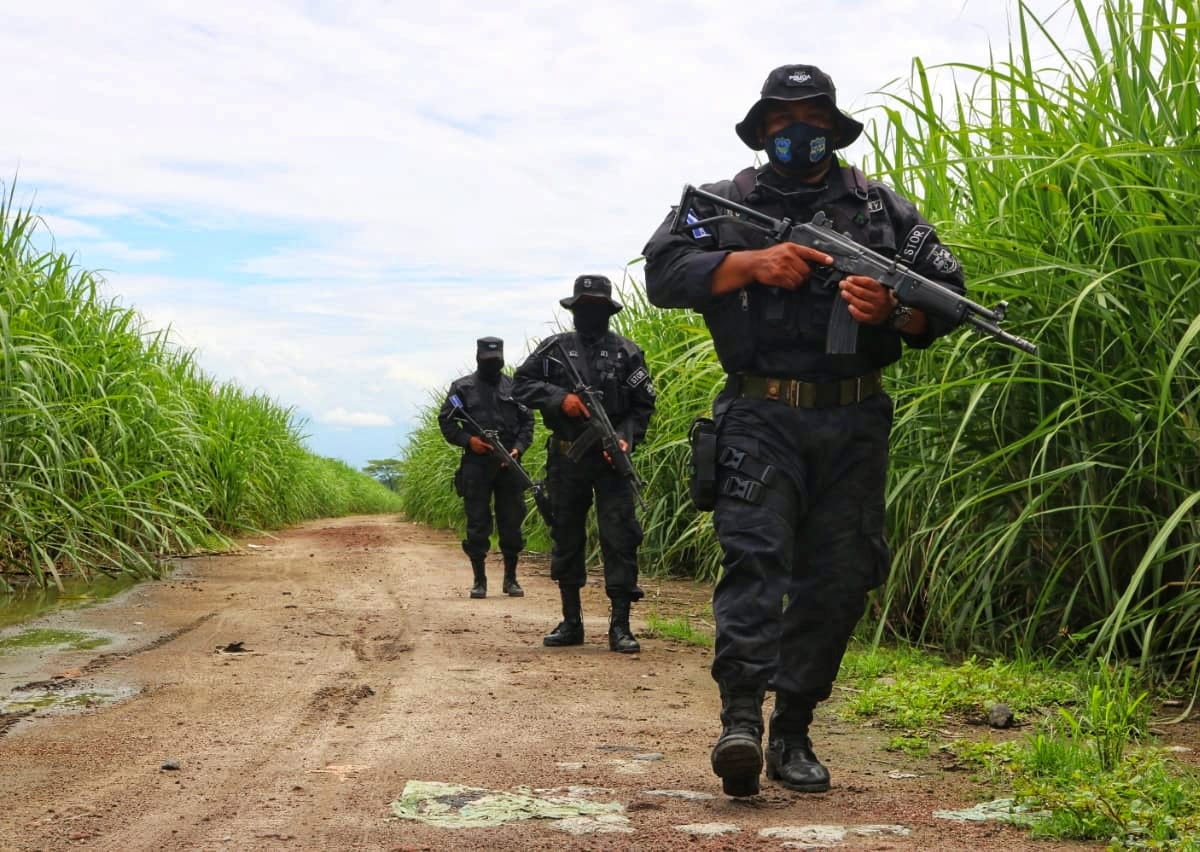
[643,65,965,796]
[512,275,656,653]
[438,337,535,598]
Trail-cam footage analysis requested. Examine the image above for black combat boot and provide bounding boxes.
[469,556,487,599]
[710,684,765,797]
[501,552,524,597]
[765,691,830,792]
[607,595,640,653]
[543,584,584,646]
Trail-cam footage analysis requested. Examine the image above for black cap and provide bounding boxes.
[735,64,864,151]
[559,274,623,314]
[476,336,504,361]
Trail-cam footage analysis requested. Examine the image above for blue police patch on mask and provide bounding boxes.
[773,135,793,163]
[808,136,827,162]
[685,209,710,239]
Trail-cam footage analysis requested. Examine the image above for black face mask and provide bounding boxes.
[477,360,504,383]
[572,304,611,339]
[765,120,832,178]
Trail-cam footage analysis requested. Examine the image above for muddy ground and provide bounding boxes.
[0,515,1112,851]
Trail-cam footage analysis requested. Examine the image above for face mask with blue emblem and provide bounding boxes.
[765,121,831,175]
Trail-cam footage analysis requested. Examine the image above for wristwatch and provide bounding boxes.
[888,304,915,331]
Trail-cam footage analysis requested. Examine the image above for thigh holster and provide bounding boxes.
[718,446,777,506]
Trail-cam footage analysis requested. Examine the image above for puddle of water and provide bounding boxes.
[0,573,142,629]
[0,628,112,654]
[0,628,113,654]
[390,780,626,830]
[0,685,136,714]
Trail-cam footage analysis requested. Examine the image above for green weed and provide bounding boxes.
[643,613,713,648]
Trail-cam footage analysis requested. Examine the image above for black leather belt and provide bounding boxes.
[735,370,882,408]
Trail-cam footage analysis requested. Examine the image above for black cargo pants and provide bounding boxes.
[545,440,642,597]
[709,392,893,700]
[459,456,527,561]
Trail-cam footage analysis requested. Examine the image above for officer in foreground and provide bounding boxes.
[643,65,966,796]
[511,276,656,653]
[437,337,534,599]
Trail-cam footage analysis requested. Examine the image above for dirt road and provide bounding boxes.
[0,515,1094,851]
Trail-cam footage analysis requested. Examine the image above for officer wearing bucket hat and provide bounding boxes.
[512,275,656,653]
[642,65,966,797]
[438,336,535,599]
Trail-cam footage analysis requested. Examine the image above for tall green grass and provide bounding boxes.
[1,185,402,591]
[867,0,1200,679]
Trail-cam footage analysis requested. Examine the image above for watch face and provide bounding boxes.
[890,306,914,329]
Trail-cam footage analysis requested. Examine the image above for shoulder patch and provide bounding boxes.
[626,367,649,388]
[925,244,961,275]
[898,224,933,265]
[685,209,711,239]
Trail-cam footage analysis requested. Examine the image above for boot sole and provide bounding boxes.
[711,736,762,797]
[470,592,486,599]
[504,589,524,597]
[542,637,584,646]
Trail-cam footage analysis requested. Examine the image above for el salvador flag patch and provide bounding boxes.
[685,209,710,239]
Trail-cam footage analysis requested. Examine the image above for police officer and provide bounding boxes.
[643,65,966,796]
[511,275,656,653]
[438,337,535,599]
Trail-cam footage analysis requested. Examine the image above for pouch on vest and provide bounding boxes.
[688,417,718,511]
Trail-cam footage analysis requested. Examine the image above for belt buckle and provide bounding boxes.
[785,381,799,407]
[765,378,781,401]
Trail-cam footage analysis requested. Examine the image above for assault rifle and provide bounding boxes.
[448,395,555,527]
[545,339,649,511]
[671,184,1037,355]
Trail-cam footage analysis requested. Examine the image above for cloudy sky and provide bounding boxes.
[1,0,1097,469]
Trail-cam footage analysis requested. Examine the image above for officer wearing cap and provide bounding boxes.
[643,65,966,797]
[511,276,656,653]
[438,337,535,599]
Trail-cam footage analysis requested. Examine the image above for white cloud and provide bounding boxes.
[0,0,1102,467]
[319,408,395,428]
[36,214,103,240]
[88,241,169,263]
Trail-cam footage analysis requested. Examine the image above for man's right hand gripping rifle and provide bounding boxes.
[554,345,649,511]
[450,394,555,527]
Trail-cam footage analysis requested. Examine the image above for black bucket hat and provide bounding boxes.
[735,64,864,151]
[476,336,504,361]
[559,274,623,314]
